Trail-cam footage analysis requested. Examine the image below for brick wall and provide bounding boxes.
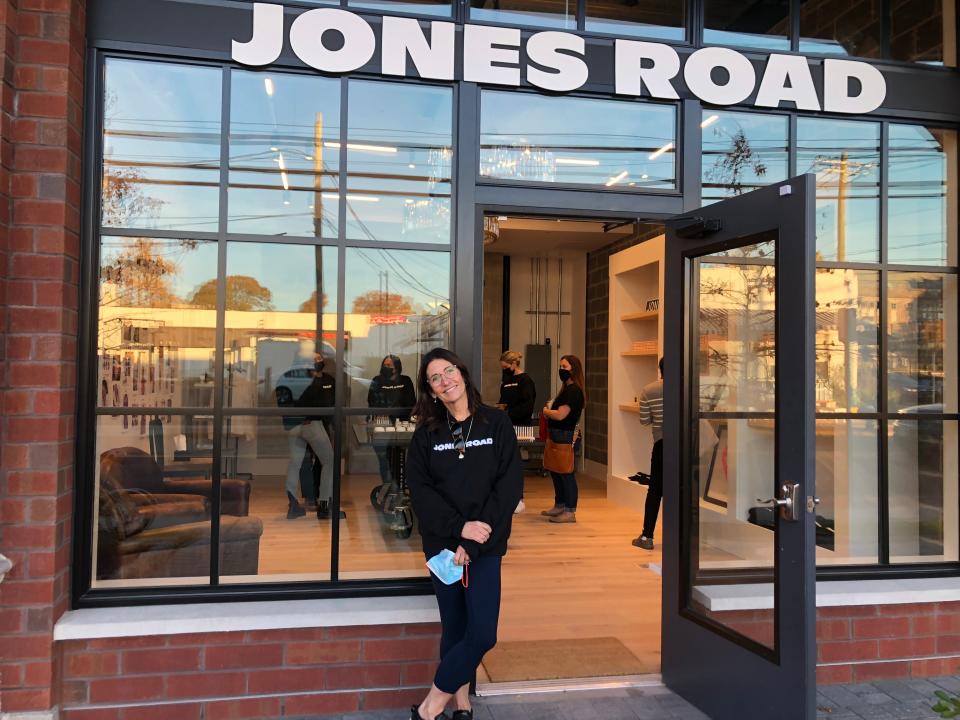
[0,0,85,715]
[57,623,441,720]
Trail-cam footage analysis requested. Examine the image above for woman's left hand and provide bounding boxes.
[454,546,470,566]
[542,405,551,419]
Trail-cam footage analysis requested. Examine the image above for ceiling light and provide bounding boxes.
[323,141,398,154]
[280,171,289,191]
[264,77,275,97]
[700,114,720,128]
[304,155,313,161]
[649,142,674,160]
[641,174,649,179]
[408,163,416,169]
[320,192,379,202]
[555,157,600,166]
[605,170,629,187]
[277,151,286,171]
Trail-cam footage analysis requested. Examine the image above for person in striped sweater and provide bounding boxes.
[633,357,664,550]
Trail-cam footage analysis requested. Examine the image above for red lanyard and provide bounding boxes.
[461,562,469,588]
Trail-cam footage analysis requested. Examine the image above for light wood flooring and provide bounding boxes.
[246,471,663,679]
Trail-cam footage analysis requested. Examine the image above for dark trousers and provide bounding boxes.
[431,554,502,694]
[550,471,578,512]
[641,439,664,538]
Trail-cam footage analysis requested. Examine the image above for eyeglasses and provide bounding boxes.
[428,365,458,387]
[450,421,466,455]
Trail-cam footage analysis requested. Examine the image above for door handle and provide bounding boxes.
[756,483,801,522]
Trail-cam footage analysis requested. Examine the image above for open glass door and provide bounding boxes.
[661,176,817,720]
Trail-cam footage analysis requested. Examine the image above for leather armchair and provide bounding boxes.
[97,471,263,581]
[101,446,251,517]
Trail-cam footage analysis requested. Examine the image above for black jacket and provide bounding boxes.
[498,372,536,426]
[367,373,416,419]
[406,405,522,561]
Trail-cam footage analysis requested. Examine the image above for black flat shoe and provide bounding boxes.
[410,705,448,720]
[452,711,473,719]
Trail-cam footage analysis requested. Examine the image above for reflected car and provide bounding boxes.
[274,361,372,404]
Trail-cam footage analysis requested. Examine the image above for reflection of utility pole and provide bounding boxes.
[814,152,876,262]
[314,113,324,356]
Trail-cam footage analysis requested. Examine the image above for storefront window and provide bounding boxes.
[814,270,880,413]
[888,125,958,266]
[703,0,791,50]
[887,272,958,414]
[890,0,956,65]
[798,118,881,263]
[343,248,451,407]
[348,0,452,16]
[470,0,576,28]
[229,71,340,238]
[798,0,882,57]
[701,110,788,204]
[480,92,676,189]
[102,59,221,233]
[585,0,684,39]
[346,81,453,244]
[223,243,338,409]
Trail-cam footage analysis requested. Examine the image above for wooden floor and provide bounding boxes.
[247,471,663,679]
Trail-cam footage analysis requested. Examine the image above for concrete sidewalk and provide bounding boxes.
[320,676,960,720]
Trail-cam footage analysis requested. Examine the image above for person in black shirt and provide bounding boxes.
[497,350,536,426]
[283,354,336,519]
[540,354,585,524]
[407,348,522,720]
[367,354,417,487]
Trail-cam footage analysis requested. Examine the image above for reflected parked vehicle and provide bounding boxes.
[274,358,371,404]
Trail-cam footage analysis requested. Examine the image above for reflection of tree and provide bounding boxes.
[100,237,180,308]
[298,290,329,313]
[189,276,274,311]
[707,128,767,196]
[351,290,414,315]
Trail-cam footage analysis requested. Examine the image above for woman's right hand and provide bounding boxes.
[454,546,470,566]
[461,520,492,543]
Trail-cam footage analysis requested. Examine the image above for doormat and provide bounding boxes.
[481,637,650,682]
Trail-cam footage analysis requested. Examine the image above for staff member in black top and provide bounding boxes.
[407,348,522,720]
[367,354,416,487]
[497,350,536,426]
[540,354,585,524]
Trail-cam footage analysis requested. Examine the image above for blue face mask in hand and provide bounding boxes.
[426,549,464,585]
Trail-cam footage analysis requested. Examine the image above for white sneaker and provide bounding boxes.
[514,499,526,514]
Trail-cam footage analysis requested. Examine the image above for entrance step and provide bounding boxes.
[476,673,664,697]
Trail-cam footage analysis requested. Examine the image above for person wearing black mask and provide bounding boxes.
[540,354,586,524]
[367,354,416,487]
[497,350,536,426]
[284,354,336,519]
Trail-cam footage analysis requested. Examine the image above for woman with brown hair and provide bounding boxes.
[406,348,522,720]
[540,354,586,523]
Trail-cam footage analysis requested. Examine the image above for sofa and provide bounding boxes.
[97,467,263,581]
[100,446,252,516]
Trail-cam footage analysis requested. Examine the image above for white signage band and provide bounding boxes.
[233,2,887,114]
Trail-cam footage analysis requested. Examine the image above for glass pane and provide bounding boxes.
[338,417,427,580]
[815,269,880,412]
[222,243,338,409]
[93,415,214,587]
[97,237,218,409]
[229,70,340,238]
[349,0,452,15]
[703,0,790,50]
[347,81,452,244]
[688,238,778,651]
[470,0,576,28]
[890,0,955,66]
[481,92,676,189]
[799,0,882,57]
[814,419,879,565]
[888,272,958,413]
[797,118,881,263]
[344,248,450,407]
[696,257,776,414]
[889,419,958,562]
[888,125,958,266]
[220,415,332,583]
[102,59,221,233]
[585,0,684,39]
[702,110,789,204]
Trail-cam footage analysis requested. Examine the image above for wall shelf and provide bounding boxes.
[621,350,658,357]
[619,403,640,414]
[620,310,659,322]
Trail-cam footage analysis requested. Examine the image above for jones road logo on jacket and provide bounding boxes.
[433,438,494,453]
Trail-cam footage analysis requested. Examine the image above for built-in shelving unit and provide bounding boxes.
[607,235,664,514]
